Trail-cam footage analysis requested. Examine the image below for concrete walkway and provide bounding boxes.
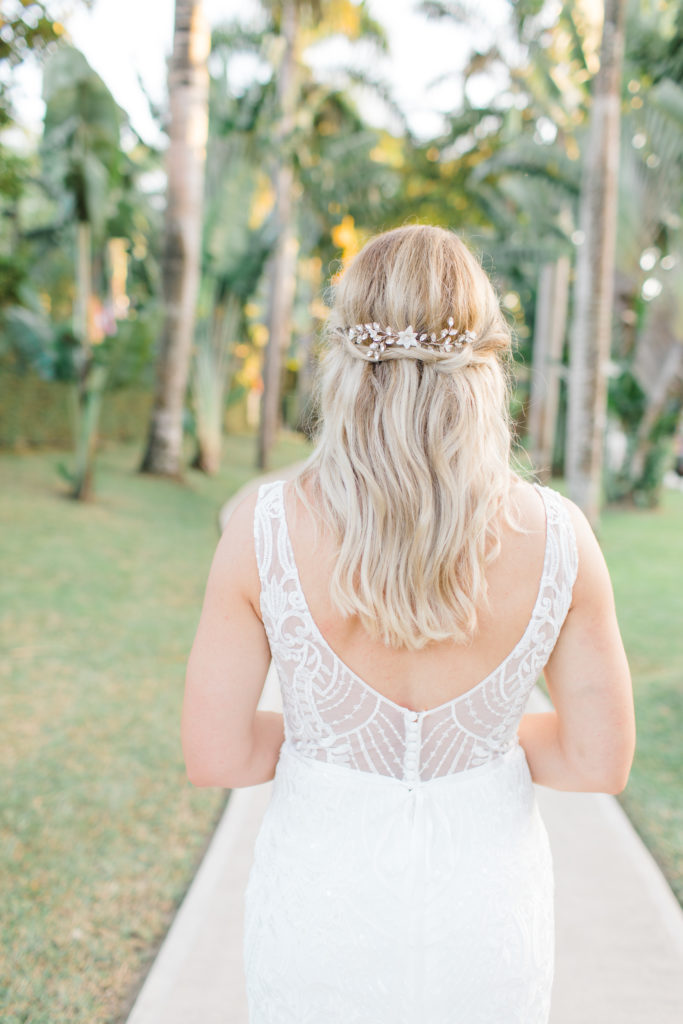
[127,474,683,1024]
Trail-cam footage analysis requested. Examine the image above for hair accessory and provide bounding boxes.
[347,318,476,362]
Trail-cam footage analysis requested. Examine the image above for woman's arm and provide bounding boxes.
[182,492,284,788]
[517,498,636,794]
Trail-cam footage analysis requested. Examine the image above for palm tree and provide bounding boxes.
[527,257,571,481]
[41,44,127,499]
[609,71,683,502]
[446,1,680,504]
[565,0,628,527]
[191,5,391,469]
[255,0,388,471]
[258,0,299,471]
[141,0,210,477]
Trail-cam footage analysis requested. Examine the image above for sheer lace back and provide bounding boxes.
[254,479,577,784]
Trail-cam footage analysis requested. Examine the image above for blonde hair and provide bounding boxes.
[293,224,516,650]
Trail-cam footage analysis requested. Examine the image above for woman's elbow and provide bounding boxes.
[183,740,256,789]
[603,727,636,794]
[181,712,251,788]
[576,746,635,795]
[183,746,222,787]
[182,739,244,789]
[598,764,632,795]
[563,713,635,795]
[185,763,225,788]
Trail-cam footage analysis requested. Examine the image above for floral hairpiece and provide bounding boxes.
[347,318,476,362]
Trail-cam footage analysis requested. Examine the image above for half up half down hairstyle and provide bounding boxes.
[294,224,517,651]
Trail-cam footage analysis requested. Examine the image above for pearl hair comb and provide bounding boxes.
[347,318,476,362]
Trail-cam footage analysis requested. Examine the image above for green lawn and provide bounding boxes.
[0,434,311,1024]
[600,490,683,906]
[1,442,681,1022]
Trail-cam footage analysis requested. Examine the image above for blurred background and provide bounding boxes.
[1,1,681,1021]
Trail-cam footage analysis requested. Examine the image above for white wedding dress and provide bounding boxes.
[245,479,578,1023]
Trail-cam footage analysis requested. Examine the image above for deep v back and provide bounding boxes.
[254,478,578,783]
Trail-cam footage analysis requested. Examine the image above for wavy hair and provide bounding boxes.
[293,224,517,650]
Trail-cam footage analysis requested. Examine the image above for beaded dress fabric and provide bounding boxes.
[244,478,578,1024]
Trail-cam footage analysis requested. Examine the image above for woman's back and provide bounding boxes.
[255,473,577,784]
[284,473,552,712]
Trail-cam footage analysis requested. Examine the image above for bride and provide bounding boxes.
[182,224,635,1023]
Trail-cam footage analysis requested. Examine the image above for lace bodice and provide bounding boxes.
[253,478,577,784]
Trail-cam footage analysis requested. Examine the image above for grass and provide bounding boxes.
[599,490,683,906]
[0,432,311,1024]
[1,442,681,1021]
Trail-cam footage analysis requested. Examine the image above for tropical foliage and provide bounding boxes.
[0,0,681,505]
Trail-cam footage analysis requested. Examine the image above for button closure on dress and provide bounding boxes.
[404,709,423,785]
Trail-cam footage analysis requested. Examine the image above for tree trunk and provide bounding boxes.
[257,0,299,471]
[71,221,100,501]
[528,257,570,482]
[630,341,683,483]
[625,291,683,493]
[565,0,627,529]
[192,298,238,474]
[141,0,209,476]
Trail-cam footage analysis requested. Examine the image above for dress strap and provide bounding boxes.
[536,484,579,617]
[252,479,286,611]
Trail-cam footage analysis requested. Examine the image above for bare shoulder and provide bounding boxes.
[507,475,546,532]
[555,493,606,567]
[218,486,260,551]
[555,493,615,611]
[505,480,614,610]
[222,486,261,535]
[209,487,262,610]
[512,479,604,564]
[557,492,597,546]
